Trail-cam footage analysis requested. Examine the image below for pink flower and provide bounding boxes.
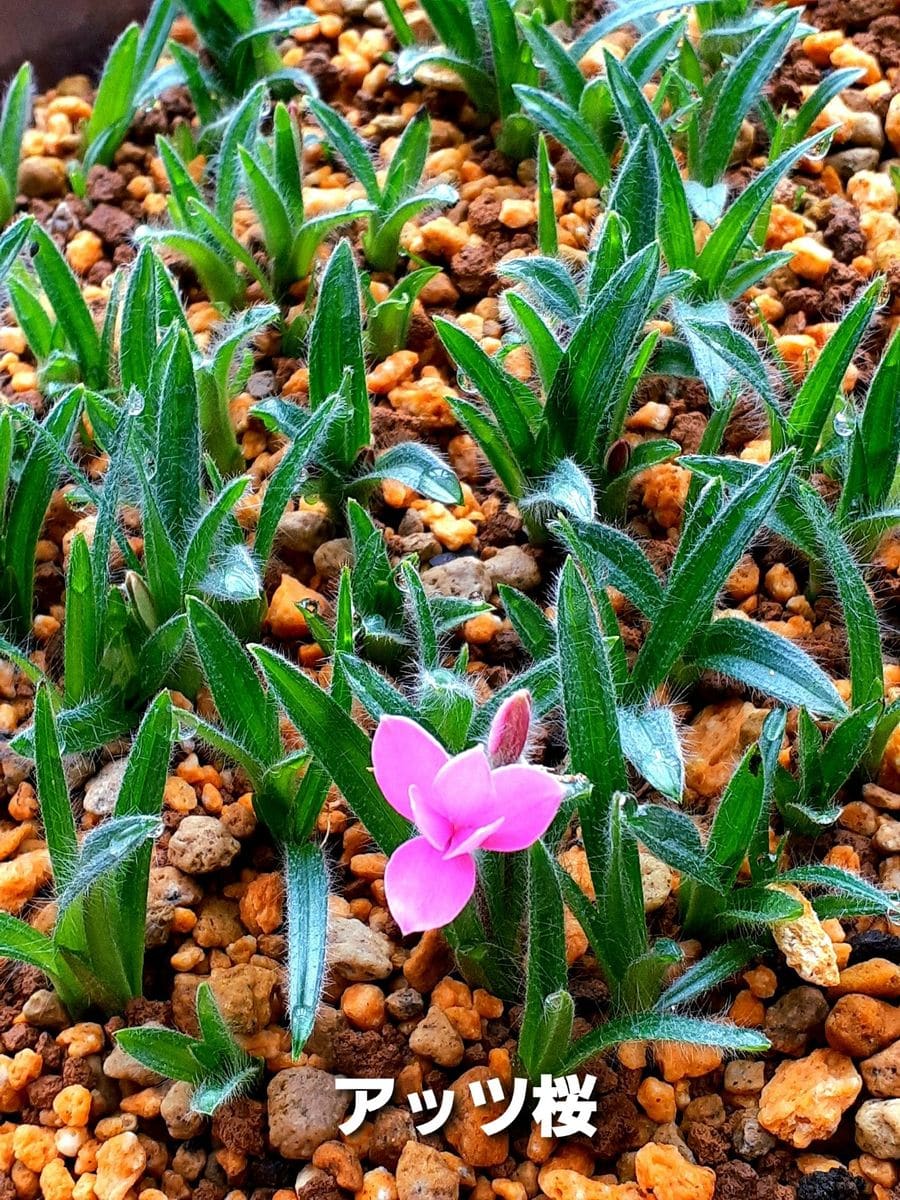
[372,705,565,936]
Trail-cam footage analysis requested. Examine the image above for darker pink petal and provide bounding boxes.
[478,764,566,852]
[371,715,450,820]
[383,837,477,935]
[487,690,532,766]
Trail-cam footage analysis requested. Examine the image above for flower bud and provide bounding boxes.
[487,690,532,766]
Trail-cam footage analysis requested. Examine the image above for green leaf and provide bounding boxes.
[252,645,412,853]
[33,684,78,891]
[629,454,795,696]
[563,1010,769,1073]
[187,597,281,767]
[498,255,581,324]
[446,395,526,499]
[63,535,98,707]
[718,886,804,928]
[519,842,572,1080]
[155,328,202,551]
[435,316,540,466]
[356,442,462,506]
[843,327,900,515]
[699,12,799,184]
[619,706,684,801]
[515,86,610,186]
[84,25,139,165]
[499,585,555,660]
[787,278,883,463]
[364,186,457,273]
[696,130,831,295]
[522,458,596,525]
[0,913,58,974]
[113,692,173,994]
[554,515,663,619]
[56,815,162,918]
[309,240,369,469]
[798,482,883,706]
[780,864,898,916]
[606,54,695,270]
[182,477,250,594]
[657,939,762,1010]
[254,397,341,566]
[535,134,558,256]
[626,800,723,890]
[545,245,659,462]
[504,291,562,394]
[0,65,32,223]
[689,616,846,718]
[675,301,773,404]
[217,82,266,226]
[30,225,103,386]
[0,215,32,282]
[114,1027,202,1083]
[284,841,328,1056]
[307,98,380,199]
[608,126,658,253]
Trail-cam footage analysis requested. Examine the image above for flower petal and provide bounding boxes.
[371,716,450,820]
[430,745,496,826]
[478,764,566,852]
[383,837,476,935]
[410,785,452,852]
[445,817,505,858]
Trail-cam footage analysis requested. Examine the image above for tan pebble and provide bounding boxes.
[12,1126,58,1172]
[626,402,671,432]
[0,849,52,914]
[445,1066,509,1168]
[758,1048,861,1148]
[862,1040,900,1098]
[827,995,900,1058]
[498,199,536,229]
[357,1166,398,1199]
[831,959,900,999]
[763,562,798,602]
[771,883,840,986]
[40,1159,75,1200]
[539,1168,641,1200]
[395,1141,458,1199]
[266,575,330,639]
[53,1086,92,1128]
[341,984,386,1031]
[65,231,104,275]
[784,236,834,281]
[743,966,777,999]
[637,1078,676,1123]
[635,1142,715,1200]
[93,1133,146,1200]
[409,1006,465,1068]
[57,1023,104,1058]
[239,872,284,936]
[654,1042,722,1083]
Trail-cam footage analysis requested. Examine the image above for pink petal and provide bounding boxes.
[478,764,566,852]
[430,746,496,826]
[410,785,452,852]
[383,837,477,935]
[371,716,450,820]
[445,817,505,858]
